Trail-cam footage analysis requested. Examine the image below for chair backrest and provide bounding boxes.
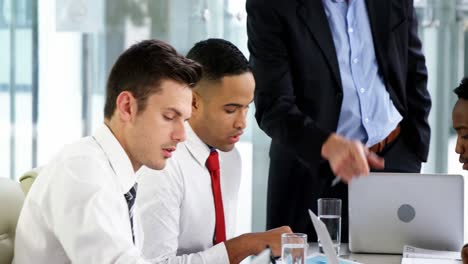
[19,168,40,196]
[0,178,25,264]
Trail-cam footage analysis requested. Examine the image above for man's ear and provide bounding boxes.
[192,91,201,111]
[115,91,137,122]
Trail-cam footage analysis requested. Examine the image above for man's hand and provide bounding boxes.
[225,226,292,263]
[321,133,384,183]
[255,226,292,257]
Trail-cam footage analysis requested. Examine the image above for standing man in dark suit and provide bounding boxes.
[247,0,431,242]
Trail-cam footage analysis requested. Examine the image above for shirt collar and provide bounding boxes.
[93,124,136,194]
[183,122,212,167]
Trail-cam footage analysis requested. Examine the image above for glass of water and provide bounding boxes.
[317,198,341,255]
[281,233,307,264]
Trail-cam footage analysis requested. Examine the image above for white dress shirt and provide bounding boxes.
[14,125,150,264]
[137,123,242,264]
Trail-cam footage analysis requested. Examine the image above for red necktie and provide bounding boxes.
[206,149,226,244]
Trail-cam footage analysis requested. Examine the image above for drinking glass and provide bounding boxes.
[281,233,307,264]
[317,198,341,255]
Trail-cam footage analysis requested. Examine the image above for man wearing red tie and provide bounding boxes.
[137,38,291,264]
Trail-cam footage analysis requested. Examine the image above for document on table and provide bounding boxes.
[401,259,461,264]
[307,254,361,264]
[401,245,462,264]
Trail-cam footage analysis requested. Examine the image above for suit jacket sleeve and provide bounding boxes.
[247,0,332,166]
[404,3,431,161]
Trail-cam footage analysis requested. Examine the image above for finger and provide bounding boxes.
[353,157,369,176]
[271,247,282,257]
[341,174,353,183]
[367,151,385,169]
[279,226,292,233]
[336,152,364,181]
[330,153,347,176]
[336,166,355,183]
[349,159,364,178]
[463,163,468,170]
[350,143,369,176]
[333,155,355,181]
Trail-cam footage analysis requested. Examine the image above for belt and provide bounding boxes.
[369,125,401,153]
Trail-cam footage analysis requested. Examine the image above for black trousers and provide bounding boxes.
[266,135,421,242]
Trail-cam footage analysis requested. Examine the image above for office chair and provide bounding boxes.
[19,168,40,195]
[0,178,25,264]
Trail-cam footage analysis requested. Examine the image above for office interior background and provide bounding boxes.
[1,0,467,240]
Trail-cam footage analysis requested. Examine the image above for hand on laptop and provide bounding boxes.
[322,133,384,183]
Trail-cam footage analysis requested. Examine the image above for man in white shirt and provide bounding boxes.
[453,77,468,171]
[137,39,291,264]
[13,39,202,264]
[452,78,468,264]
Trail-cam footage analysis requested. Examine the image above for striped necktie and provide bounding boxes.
[124,183,138,244]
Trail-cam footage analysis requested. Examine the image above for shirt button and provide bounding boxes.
[364,118,369,123]
[360,88,365,93]
[353,58,359,64]
[348,27,354,33]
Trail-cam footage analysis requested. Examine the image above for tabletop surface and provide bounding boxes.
[308,243,402,264]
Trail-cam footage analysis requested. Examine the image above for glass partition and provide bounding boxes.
[2,0,468,241]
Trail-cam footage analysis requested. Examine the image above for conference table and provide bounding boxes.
[308,243,402,264]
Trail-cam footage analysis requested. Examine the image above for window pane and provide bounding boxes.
[0,8,10,178]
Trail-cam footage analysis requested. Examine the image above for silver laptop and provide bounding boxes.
[348,173,464,254]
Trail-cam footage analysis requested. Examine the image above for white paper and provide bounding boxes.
[403,245,461,260]
[308,209,340,264]
[308,254,362,264]
[401,258,461,264]
[401,245,462,264]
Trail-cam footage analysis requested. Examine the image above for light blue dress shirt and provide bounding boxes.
[322,0,402,147]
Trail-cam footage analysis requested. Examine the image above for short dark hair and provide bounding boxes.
[454,77,468,100]
[104,39,202,119]
[186,38,250,82]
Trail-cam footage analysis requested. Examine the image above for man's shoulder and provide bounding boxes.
[26,137,115,210]
[56,136,103,160]
[38,137,110,185]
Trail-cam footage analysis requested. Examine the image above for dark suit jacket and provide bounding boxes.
[247,0,431,242]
